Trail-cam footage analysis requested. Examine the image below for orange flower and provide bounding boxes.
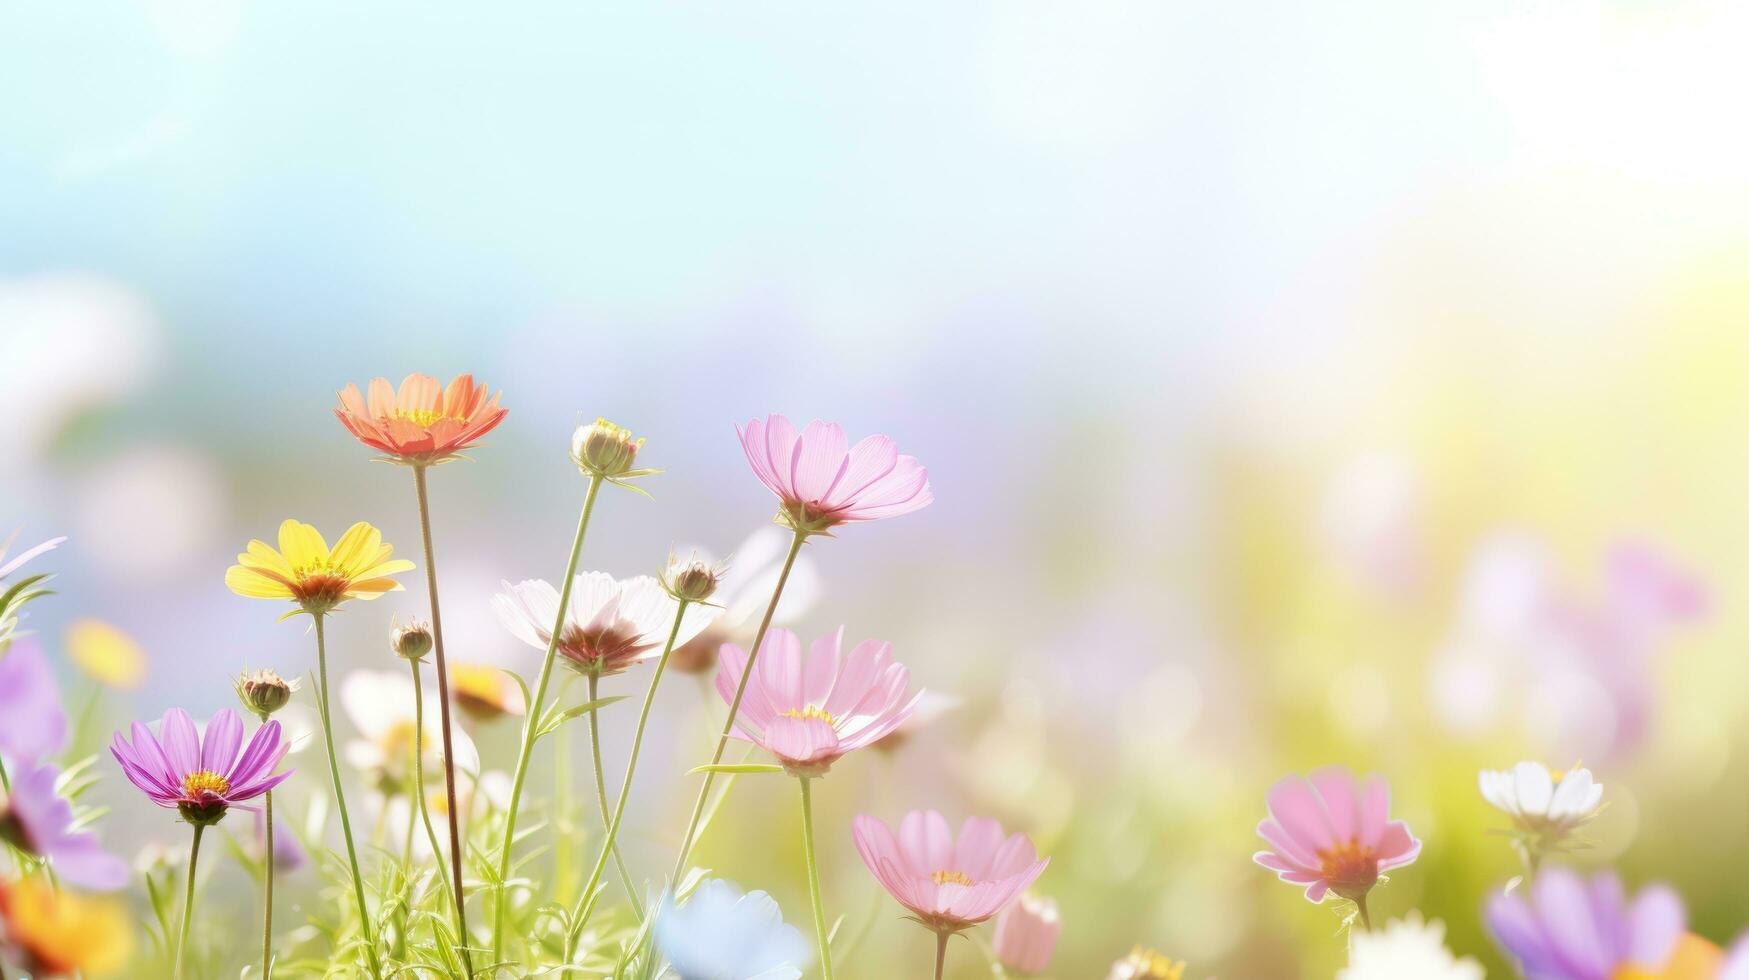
[334,373,507,465]
[0,879,132,976]
[449,662,526,722]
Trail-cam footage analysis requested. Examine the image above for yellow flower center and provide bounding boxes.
[181,770,231,797]
[931,870,974,887]
[782,705,838,726]
[389,408,465,428]
[1316,837,1379,890]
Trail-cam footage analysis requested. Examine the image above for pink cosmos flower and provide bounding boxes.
[334,373,507,466]
[737,415,932,533]
[993,893,1060,975]
[852,810,1049,933]
[1253,766,1421,904]
[110,708,291,825]
[0,762,129,890]
[717,627,920,777]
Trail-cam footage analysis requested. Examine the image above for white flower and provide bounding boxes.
[655,878,810,980]
[711,528,821,632]
[492,572,719,676]
[1338,913,1484,980]
[340,669,479,783]
[1479,760,1604,833]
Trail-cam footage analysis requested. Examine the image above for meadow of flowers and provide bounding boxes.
[0,373,1745,979]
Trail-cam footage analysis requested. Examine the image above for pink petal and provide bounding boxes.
[791,421,849,504]
[898,810,954,878]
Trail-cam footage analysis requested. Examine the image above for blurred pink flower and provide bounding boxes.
[0,638,67,764]
[110,708,291,825]
[0,762,129,890]
[1486,867,1683,980]
[993,893,1060,975]
[1253,766,1421,904]
[852,809,1048,933]
[717,627,920,776]
[737,415,932,533]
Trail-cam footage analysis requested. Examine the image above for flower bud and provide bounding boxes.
[392,620,434,661]
[993,894,1060,976]
[236,669,298,718]
[571,418,645,479]
[661,555,724,603]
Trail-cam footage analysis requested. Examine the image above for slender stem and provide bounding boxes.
[411,464,474,979]
[553,675,575,905]
[261,787,275,980]
[313,614,382,979]
[587,672,640,908]
[798,777,835,980]
[410,662,458,918]
[491,474,603,960]
[1354,892,1373,931]
[566,600,690,949]
[669,527,808,883]
[173,824,205,980]
[934,929,949,980]
[0,754,10,792]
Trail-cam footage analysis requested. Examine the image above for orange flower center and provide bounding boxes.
[931,870,974,887]
[1316,837,1379,891]
[389,408,466,427]
[182,770,231,797]
[289,565,352,610]
[782,705,838,726]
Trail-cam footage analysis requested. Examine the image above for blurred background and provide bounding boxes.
[6,0,1749,975]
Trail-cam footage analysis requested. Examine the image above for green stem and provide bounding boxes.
[173,824,205,980]
[261,787,275,980]
[411,463,474,979]
[491,474,603,960]
[799,777,835,980]
[554,675,575,905]
[313,614,382,979]
[668,527,808,884]
[410,662,459,919]
[0,754,10,792]
[1354,892,1373,931]
[566,600,690,950]
[587,671,640,909]
[933,929,949,980]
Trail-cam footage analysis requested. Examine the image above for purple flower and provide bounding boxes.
[1486,867,1683,980]
[0,638,67,764]
[110,708,291,825]
[0,762,129,890]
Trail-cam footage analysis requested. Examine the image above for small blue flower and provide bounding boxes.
[655,878,810,980]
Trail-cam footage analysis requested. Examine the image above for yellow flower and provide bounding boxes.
[63,619,146,689]
[0,879,132,976]
[449,662,525,722]
[1109,947,1186,980]
[225,520,413,616]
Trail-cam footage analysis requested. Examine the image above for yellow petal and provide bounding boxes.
[242,539,294,576]
[345,577,406,597]
[226,565,295,599]
[328,522,382,577]
[277,519,328,567]
[63,619,147,689]
[356,558,416,581]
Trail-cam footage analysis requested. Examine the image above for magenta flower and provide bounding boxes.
[852,809,1048,934]
[0,762,129,890]
[0,638,67,765]
[1486,867,1683,979]
[737,415,932,534]
[717,627,920,777]
[1253,766,1421,905]
[110,708,291,825]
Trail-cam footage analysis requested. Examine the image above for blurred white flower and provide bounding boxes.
[75,444,226,580]
[655,878,809,980]
[1480,760,1604,835]
[1337,913,1482,980]
[668,528,820,675]
[341,669,479,786]
[1320,454,1425,597]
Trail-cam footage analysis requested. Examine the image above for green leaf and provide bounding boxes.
[535,695,628,739]
[687,763,783,775]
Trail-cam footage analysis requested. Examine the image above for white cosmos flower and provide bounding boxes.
[341,669,479,784]
[1338,913,1484,980]
[655,878,810,980]
[1479,760,1604,833]
[493,572,719,677]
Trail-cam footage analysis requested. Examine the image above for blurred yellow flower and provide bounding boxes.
[225,520,412,616]
[62,619,146,689]
[0,879,132,976]
[1108,947,1186,980]
[450,662,524,722]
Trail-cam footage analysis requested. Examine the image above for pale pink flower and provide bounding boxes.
[1253,766,1421,904]
[737,415,931,533]
[993,893,1060,975]
[852,810,1048,933]
[716,628,920,777]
